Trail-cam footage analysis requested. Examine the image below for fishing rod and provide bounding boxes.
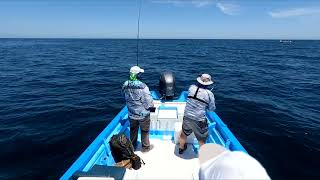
[136,0,142,66]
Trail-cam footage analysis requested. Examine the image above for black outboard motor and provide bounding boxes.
[159,72,176,99]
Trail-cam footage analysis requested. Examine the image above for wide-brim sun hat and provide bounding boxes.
[197,74,214,86]
[199,144,271,180]
[130,66,144,74]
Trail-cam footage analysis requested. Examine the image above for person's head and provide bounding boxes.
[197,74,214,88]
[129,66,144,81]
[199,144,270,180]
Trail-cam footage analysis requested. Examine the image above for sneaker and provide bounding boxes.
[178,144,187,154]
[141,144,154,153]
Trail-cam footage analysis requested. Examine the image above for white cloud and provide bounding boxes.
[193,1,212,7]
[269,8,320,18]
[150,0,214,8]
[216,2,239,15]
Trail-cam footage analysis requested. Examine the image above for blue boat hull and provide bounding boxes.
[61,91,246,180]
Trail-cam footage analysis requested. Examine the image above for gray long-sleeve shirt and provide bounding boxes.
[122,80,154,120]
[184,85,216,121]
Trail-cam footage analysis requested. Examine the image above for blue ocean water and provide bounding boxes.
[0,39,319,179]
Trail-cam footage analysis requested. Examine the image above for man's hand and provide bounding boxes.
[149,107,156,112]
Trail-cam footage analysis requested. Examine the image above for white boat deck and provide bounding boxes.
[124,138,200,179]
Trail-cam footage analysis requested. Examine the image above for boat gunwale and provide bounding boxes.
[60,106,128,180]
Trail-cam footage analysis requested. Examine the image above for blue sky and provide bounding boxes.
[0,0,319,39]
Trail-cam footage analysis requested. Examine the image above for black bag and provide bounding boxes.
[109,133,145,170]
[109,133,135,163]
[131,154,145,170]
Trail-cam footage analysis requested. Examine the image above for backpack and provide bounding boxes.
[131,154,145,170]
[109,133,135,162]
[115,155,145,170]
[109,133,145,170]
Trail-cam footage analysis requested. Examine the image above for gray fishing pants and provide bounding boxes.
[130,115,150,149]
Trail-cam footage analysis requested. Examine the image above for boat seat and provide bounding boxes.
[71,165,126,180]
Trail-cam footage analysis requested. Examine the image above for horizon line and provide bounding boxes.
[0,37,319,40]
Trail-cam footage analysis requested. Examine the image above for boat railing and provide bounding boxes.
[60,106,130,180]
[207,112,247,153]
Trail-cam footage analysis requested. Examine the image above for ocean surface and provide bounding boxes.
[0,39,319,179]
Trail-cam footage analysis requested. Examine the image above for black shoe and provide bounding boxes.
[142,144,154,153]
[179,144,187,154]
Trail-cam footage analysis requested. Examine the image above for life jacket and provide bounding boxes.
[187,86,209,105]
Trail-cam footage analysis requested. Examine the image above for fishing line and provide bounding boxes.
[136,0,142,66]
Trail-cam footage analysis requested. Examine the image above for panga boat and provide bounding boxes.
[61,73,247,180]
[280,40,293,43]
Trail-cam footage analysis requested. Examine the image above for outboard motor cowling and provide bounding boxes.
[159,72,176,99]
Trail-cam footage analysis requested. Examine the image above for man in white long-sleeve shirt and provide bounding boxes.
[122,66,154,153]
[179,74,216,154]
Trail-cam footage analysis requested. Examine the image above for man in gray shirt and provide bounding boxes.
[122,66,154,153]
[179,74,216,154]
